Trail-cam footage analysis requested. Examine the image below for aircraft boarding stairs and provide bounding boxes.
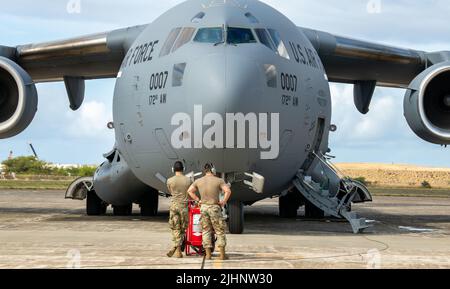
[293,152,373,233]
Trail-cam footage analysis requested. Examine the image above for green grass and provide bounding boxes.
[1,180,450,198]
[368,186,450,198]
[0,180,73,190]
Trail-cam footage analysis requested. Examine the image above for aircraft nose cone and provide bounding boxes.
[187,52,264,114]
[187,53,227,113]
[185,52,265,172]
[224,53,266,171]
[225,53,265,112]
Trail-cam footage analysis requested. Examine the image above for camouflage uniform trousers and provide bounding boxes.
[169,202,188,247]
[200,204,227,249]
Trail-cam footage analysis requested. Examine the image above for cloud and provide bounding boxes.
[329,84,406,144]
[265,0,450,48]
[65,101,113,139]
[0,81,115,164]
[327,82,450,167]
[3,1,450,51]
[0,0,185,30]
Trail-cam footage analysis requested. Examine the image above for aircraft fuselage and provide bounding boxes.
[110,0,332,204]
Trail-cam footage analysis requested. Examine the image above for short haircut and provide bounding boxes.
[173,161,184,172]
[203,163,213,173]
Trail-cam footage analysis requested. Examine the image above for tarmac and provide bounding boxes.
[0,189,449,269]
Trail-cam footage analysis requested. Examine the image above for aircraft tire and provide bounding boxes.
[113,204,133,216]
[279,193,298,218]
[305,199,325,219]
[227,200,244,234]
[140,189,159,216]
[101,203,108,215]
[86,190,104,216]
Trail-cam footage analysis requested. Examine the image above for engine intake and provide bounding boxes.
[404,62,450,144]
[0,56,37,139]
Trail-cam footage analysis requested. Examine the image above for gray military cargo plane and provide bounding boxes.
[1,0,450,234]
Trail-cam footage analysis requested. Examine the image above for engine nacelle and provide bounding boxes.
[404,62,450,144]
[0,56,37,139]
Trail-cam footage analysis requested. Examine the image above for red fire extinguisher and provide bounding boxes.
[184,201,215,256]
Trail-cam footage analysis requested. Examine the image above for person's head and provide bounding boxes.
[173,161,184,174]
[203,163,216,175]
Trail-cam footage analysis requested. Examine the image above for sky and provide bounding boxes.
[1,0,450,167]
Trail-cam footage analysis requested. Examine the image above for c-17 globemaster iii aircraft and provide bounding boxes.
[1,0,450,234]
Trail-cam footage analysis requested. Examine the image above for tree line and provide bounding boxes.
[1,156,96,177]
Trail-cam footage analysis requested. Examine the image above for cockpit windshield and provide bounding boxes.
[194,27,257,45]
[192,26,289,60]
[227,27,256,44]
[193,27,224,43]
[255,28,290,60]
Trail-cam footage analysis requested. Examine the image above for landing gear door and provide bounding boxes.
[302,117,325,172]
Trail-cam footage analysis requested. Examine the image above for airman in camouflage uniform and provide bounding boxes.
[168,202,189,249]
[188,163,232,260]
[166,161,192,258]
[200,204,227,249]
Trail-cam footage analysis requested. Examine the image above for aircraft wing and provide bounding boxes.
[0,25,147,138]
[7,25,437,86]
[299,27,450,115]
[299,27,450,88]
[1,25,147,83]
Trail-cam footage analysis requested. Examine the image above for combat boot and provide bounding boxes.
[175,246,183,258]
[205,248,212,260]
[219,247,229,260]
[167,247,177,258]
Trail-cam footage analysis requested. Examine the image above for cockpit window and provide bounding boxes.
[227,27,257,44]
[194,27,224,43]
[245,12,259,24]
[268,29,290,60]
[191,12,206,23]
[172,63,187,87]
[160,27,182,57]
[172,27,196,52]
[264,64,277,88]
[255,28,276,51]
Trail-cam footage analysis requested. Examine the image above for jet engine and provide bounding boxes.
[404,62,450,144]
[0,56,37,139]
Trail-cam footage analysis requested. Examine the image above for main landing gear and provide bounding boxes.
[86,190,107,216]
[227,200,244,234]
[66,177,160,217]
[279,188,325,219]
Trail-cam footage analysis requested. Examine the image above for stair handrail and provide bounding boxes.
[312,151,344,179]
[312,151,356,193]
